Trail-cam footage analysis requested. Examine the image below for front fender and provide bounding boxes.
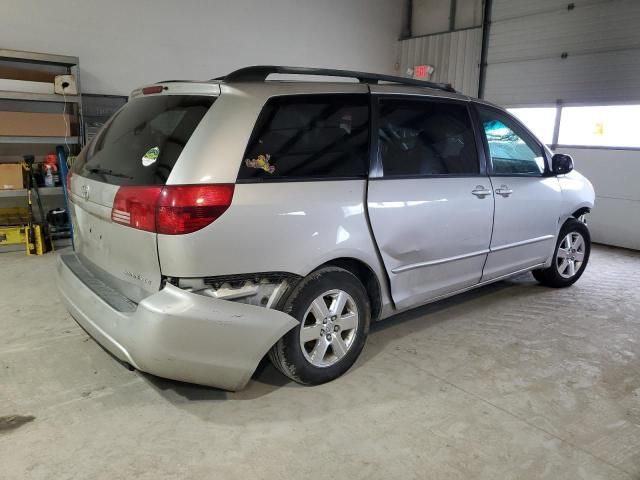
[557,169,595,228]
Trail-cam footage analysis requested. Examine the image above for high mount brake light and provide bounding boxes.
[142,86,164,95]
[111,184,234,234]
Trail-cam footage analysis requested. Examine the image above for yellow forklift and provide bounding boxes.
[0,156,52,255]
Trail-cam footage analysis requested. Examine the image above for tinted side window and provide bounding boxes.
[477,107,546,175]
[238,94,369,181]
[378,99,479,177]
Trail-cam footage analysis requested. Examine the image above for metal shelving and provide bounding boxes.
[0,49,78,67]
[0,90,81,103]
[0,186,63,198]
[0,48,84,142]
[0,49,83,254]
[0,136,80,145]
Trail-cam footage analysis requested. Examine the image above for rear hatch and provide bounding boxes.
[69,88,217,302]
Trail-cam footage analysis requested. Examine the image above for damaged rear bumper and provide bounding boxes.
[56,253,298,391]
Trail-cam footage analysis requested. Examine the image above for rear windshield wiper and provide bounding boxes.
[88,167,133,179]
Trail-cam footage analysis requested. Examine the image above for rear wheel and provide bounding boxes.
[269,267,370,385]
[533,218,591,288]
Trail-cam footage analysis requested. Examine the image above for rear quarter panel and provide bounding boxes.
[157,181,392,314]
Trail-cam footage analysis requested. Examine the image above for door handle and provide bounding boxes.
[495,185,513,197]
[471,186,492,198]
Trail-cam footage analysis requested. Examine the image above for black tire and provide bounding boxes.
[533,218,591,288]
[269,266,371,385]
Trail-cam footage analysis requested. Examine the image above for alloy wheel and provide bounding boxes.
[556,232,586,279]
[299,289,359,368]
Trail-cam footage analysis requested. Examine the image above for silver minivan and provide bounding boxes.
[58,66,595,390]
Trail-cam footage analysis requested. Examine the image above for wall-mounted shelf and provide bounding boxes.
[0,90,81,103]
[0,187,63,198]
[0,49,78,67]
[0,136,80,145]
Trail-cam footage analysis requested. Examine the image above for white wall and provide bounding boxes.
[557,147,640,251]
[0,0,403,95]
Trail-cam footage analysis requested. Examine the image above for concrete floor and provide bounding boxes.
[0,245,639,479]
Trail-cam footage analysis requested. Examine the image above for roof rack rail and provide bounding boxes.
[217,66,456,93]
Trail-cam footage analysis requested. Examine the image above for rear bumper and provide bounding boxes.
[56,254,297,391]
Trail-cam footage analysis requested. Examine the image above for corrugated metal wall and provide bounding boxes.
[484,0,640,105]
[399,28,482,95]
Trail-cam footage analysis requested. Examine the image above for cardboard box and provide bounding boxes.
[0,164,24,190]
[0,66,56,83]
[0,111,76,137]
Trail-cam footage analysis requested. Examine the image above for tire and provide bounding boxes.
[533,218,591,288]
[269,266,371,385]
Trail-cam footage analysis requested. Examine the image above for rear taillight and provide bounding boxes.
[111,184,234,235]
[112,186,163,232]
[157,184,235,235]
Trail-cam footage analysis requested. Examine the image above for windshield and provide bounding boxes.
[74,95,215,186]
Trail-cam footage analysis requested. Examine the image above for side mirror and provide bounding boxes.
[552,153,574,175]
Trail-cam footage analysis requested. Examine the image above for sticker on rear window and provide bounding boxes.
[142,146,160,167]
[245,153,275,174]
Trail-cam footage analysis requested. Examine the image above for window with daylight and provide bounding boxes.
[478,107,546,176]
[507,107,557,145]
[558,105,640,148]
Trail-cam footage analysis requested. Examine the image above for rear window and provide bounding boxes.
[74,95,215,185]
[237,94,369,181]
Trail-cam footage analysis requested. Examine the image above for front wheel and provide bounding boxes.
[269,267,371,385]
[533,218,591,288]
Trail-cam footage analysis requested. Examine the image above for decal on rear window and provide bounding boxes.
[142,146,160,167]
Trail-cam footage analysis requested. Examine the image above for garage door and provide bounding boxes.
[483,0,640,105]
